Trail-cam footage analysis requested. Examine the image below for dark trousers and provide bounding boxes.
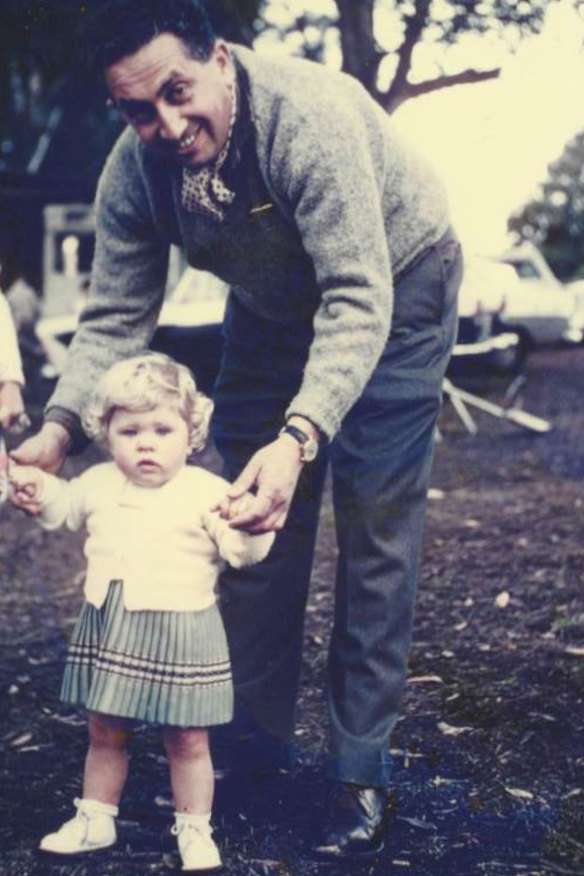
[212,231,462,786]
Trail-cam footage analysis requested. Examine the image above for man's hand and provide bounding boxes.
[214,435,305,533]
[0,382,25,430]
[10,421,71,474]
[9,463,45,516]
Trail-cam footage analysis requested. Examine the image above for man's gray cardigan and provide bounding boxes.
[47,45,451,440]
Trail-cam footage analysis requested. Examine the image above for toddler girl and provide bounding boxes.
[10,352,274,872]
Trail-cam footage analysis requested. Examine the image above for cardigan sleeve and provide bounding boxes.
[196,470,275,568]
[45,130,171,421]
[38,470,92,531]
[0,292,25,386]
[201,505,275,569]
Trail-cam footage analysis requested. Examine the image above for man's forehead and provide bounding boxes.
[105,33,201,96]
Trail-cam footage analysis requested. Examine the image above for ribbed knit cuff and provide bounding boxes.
[44,406,89,455]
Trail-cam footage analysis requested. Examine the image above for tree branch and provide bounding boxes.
[388,0,432,103]
[382,66,501,113]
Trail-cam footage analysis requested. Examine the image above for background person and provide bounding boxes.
[10,353,274,871]
[0,288,26,430]
[12,0,462,858]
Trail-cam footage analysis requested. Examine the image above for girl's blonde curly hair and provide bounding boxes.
[82,352,213,452]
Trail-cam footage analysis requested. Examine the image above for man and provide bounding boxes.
[13,0,462,858]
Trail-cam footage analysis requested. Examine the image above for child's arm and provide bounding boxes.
[9,463,87,530]
[202,492,276,569]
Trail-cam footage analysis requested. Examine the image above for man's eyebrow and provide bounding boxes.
[116,71,191,108]
[158,70,192,97]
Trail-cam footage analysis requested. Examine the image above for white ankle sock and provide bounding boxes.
[174,811,212,830]
[77,797,119,818]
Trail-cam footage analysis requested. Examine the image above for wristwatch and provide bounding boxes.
[279,423,319,463]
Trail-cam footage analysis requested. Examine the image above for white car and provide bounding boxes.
[36,268,227,394]
[495,244,583,350]
[451,257,520,374]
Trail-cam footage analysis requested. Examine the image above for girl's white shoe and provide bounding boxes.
[172,813,222,872]
[39,797,118,855]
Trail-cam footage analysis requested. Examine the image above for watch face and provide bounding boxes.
[301,438,318,463]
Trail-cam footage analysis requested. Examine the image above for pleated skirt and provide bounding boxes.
[61,581,233,727]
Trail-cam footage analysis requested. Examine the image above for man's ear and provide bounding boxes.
[213,40,232,73]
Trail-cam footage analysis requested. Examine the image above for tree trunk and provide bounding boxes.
[334,0,379,94]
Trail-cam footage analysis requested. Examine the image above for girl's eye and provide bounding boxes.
[156,427,172,436]
[120,429,138,437]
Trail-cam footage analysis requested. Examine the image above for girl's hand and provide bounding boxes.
[9,463,44,515]
[0,382,25,430]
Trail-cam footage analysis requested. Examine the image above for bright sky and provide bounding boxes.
[392,3,584,255]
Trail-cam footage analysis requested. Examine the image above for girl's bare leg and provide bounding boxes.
[83,711,133,805]
[163,727,214,814]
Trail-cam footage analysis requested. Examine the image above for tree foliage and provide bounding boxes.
[1,0,582,173]
[508,132,584,281]
[253,0,579,113]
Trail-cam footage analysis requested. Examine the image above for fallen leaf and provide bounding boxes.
[397,816,437,831]
[408,675,444,684]
[11,732,33,748]
[505,787,534,800]
[437,721,473,737]
[565,646,584,657]
[495,591,510,609]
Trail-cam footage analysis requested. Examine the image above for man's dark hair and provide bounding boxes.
[84,0,217,77]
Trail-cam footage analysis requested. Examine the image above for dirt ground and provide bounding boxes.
[2,346,584,876]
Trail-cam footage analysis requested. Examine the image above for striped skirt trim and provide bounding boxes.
[61,581,233,728]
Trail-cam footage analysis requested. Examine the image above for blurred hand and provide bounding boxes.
[10,421,71,474]
[0,382,25,430]
[213,435,305,533]
[9,463,44,515]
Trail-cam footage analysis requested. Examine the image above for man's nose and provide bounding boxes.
[157,105,187,141]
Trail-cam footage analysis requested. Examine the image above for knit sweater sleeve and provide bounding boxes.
[46,130,170,420]
[256,75,393,438]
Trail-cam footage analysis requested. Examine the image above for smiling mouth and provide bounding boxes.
[177,127,201,153]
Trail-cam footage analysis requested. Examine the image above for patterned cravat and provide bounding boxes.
[181,80,238,222]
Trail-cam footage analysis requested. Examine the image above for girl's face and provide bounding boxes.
[107,404,190,488]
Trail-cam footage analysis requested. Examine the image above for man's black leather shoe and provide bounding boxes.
[312,782,389,859]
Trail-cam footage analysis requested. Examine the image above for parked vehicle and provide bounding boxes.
[494,244,584,356]
[449,256,520,375]
[38,258,523,392]
[35,268,227,396]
